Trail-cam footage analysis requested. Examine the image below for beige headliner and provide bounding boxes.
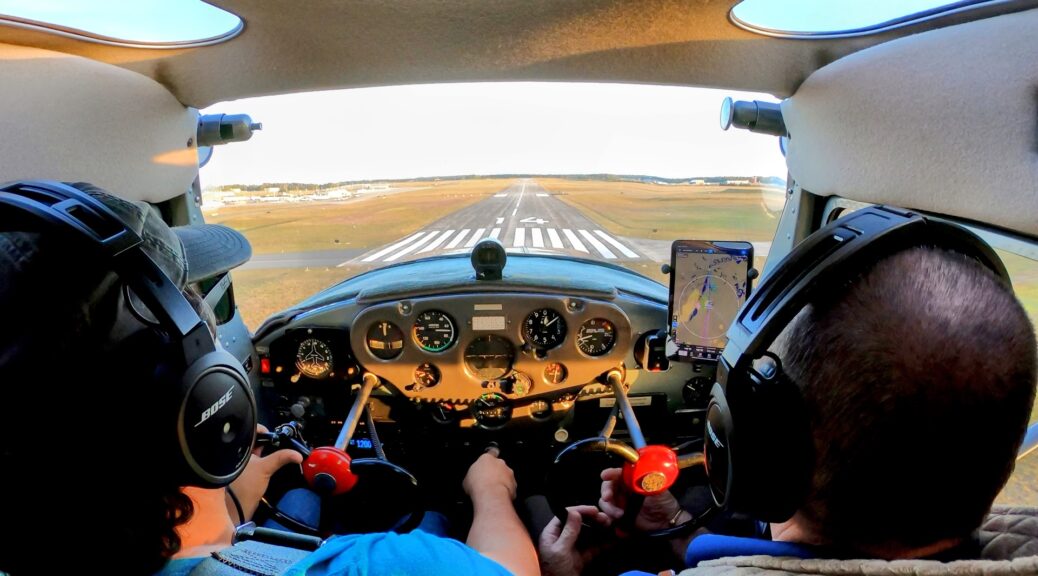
[783,7,1038,238]
[0,0,1033,107]
[0,43,197,202]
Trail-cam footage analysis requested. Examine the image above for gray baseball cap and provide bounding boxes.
[49,181,252,287]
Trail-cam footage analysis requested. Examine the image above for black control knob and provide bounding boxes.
[683,377,713,406]
[290,396,312,419]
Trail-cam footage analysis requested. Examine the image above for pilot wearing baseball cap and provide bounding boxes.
[0,181,259,574]
[0,182,535,576]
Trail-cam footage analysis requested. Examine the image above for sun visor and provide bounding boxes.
[0,42,196,203]
[782,8,1038,238]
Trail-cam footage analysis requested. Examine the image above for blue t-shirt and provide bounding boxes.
[157,531,511,576]
[620,534,817,576]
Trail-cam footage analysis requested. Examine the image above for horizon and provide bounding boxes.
[203,172,785,190]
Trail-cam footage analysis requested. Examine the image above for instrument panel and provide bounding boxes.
[349,294,633,403]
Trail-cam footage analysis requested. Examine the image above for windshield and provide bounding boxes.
[200,83,787,330]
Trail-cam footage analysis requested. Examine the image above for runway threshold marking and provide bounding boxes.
[579,229,616,259]
[445,229,470,249]
[547,228,564,249]
[594,230,639,258]
[562,229,589,253]
[464,228,486,248]
[357,231,427,264]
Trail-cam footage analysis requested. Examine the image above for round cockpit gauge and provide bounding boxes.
[472,393,512,429]
[523,308,567,349]
[413,363,441,390]
[412,310,456,353]
[543,362,568,385]
[430,402,456,425]
[510,372,533,397]
[464,335,515,381]
[296,338,334,379]
[576,318,616,357]
[366,321,405,360]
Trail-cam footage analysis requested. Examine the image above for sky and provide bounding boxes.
[199,83,790,186]
[733,0,960,33]
[0,0,240,43]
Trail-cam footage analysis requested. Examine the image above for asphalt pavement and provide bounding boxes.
[350,179,645,266]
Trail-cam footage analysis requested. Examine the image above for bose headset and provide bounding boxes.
[0,180,257,488]
[705,204,1011,522]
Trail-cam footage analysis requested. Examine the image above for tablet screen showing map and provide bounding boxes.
[668,240,753,361]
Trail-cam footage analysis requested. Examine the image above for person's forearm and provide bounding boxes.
[467,490,539,576]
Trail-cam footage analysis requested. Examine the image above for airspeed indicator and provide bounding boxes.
[412,310,456,352]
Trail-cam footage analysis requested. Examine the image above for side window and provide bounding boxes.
[197,273,236,325]
[995,250,1038,507]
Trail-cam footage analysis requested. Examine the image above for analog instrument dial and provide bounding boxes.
[472,393,512,429]
[523,308,567,349]
[464,335,515,381]
[295,338,333,379]
[412,310,456,353]
[543,362,568,385]
[576,318,616,357]
[413,363,441,390]
[366,321,404,360]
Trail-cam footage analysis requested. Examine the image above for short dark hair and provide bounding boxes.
[0,232,195,574]
[776,247,1037,550]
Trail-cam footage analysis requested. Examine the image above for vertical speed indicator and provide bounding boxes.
[412,310,456,353]
[576,318,616,357]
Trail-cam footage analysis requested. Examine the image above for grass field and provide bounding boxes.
[542,178,785,242]
[203,179,511,255]
[232,266,361,329]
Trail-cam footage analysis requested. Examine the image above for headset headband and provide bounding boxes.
[719,205,1009,380]
[0,180,215,365]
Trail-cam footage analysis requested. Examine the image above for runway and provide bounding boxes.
[349,179,645,266]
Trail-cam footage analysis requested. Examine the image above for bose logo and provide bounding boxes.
[706,421,725,449]
[195,388,234,428]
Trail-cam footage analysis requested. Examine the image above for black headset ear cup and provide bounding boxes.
[176,349,257,487]
[706,382,734,510]
[710,354,813,522]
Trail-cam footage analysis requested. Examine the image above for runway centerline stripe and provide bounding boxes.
[511,183,525,217]
[489,227,501,239]
[445,229,470,249]
[594,230,639,258]
[464,228,486,248]
[579,229,616,259]
[418,230,455,253]
[562,229,588,253]
[385,231,439,261]
[547,228,564,249]
[513,227,526,247]
[531,228,544,248]
[359,231,427,263]
[536,193,548,197]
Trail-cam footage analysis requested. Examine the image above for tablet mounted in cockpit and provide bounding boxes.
[667,240,753,361]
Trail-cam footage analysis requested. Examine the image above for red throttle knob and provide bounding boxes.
[303,446,358,495]
[622,444,679,495]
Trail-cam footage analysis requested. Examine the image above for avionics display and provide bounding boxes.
[668,240,752,361]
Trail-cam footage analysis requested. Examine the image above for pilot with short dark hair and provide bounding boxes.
[539,244,1038,575]
[0,183,538,576]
